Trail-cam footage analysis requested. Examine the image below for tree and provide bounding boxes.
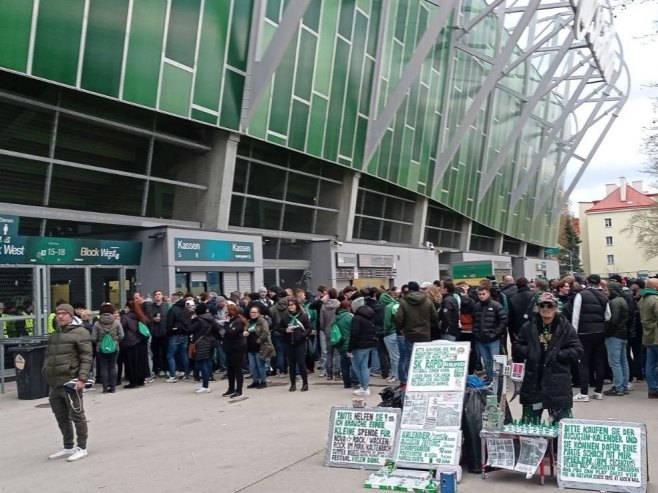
[558,213,583,275]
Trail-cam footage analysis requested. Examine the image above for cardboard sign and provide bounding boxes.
[406,341,470,392]
[401,391,463,429]
[395,430,461,468]
[558,419,647,492]
[325,407,401,469]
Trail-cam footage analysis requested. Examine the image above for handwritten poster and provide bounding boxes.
[558,419,647,492]
[406,341,470,392]
[395,430,461,467]
[325,407,401,469]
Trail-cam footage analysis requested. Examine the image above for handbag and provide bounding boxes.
[188,335,204,359]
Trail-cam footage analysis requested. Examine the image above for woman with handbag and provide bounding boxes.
[277,299,312,392]
[119,301,150,389]
[90,304,124,393]
[246,306,276,389]
[222,304,248,398]
[189,304,219,394]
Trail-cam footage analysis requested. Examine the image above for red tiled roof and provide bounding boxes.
[586,184,656,213]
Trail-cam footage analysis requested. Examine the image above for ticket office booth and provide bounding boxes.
[336,253,396,290]
[168,232,262,297]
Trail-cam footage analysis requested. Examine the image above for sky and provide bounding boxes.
[565,1,658,214]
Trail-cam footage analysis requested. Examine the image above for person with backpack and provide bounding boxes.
[380,289,400,384]
[90,303,124,393]
[330,298,354,389]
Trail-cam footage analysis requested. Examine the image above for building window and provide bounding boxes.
[604,218,612,227]
[605,236,613,246]
[607,254,615,265]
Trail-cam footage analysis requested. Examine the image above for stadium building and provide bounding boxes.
[0,0,628,331]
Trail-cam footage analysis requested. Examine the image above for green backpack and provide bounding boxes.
[330,322,343,347]
[137,321,151,340]
[100,331,117,354]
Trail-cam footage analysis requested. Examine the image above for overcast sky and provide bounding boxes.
[565,1,658,214]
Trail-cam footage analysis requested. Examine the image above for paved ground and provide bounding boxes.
[0,373,655,493]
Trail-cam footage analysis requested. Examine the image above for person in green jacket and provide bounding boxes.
[380,290,400,383]
[44,303,93,462]
[639,278,658,398]
[332,299,354,389]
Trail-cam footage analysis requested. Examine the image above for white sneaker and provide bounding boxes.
[573,393,590,402]
[165,376,177,383]
[146,376,155,384]
[195,387,211,394]
[66,447,88,462]
[386,377,397,384]
[592,392,603,400]
[627,382,634,391]
[353,388,371,396]
[48,448,75,460]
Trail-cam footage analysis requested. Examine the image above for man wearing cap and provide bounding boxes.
[395,281,438,385]
[513,292,582,423]
[569,274,610,402]
[639,278,658,398]
[44,304,93,462]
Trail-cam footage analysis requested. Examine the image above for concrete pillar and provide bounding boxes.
[337,171,360,242]
[410,196,429,247]
[494,233,504,255]
[173,130,239,230]
[460,218,472,251]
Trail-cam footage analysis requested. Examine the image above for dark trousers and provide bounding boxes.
[579,332,606,394]
[338,349,353,388]
[151,336,168,375]
[49,386,88,449]
[376,338,390,378]
[98,352,118,391]
[286,343,308,385]
[226,347,246,392]
[628,334,645,379]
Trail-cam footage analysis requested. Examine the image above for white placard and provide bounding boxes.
[395,430,461,468]
[406,341,469,392]
[401,391,463,430]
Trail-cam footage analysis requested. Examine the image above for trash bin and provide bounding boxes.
[9,345,49,400]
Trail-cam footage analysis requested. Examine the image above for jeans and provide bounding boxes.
[98,351,118,391]
[605,337,629,390]
[272,335,288,374]
[214,342,227,371]
[337,349,353,388]
[352,348,372,389]
[195,358,212,388]
[476,339,500,384]
[383,334,399,380]
[370,348,381,373]
[167,336,189,377]
[248,352,268,383]
[318,331,327,371]
[398,336,413,384]
[645,345,658,392]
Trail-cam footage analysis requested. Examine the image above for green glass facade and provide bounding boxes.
[0,0,604,246]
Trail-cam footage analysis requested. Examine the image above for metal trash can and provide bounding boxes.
[9,345,49,400]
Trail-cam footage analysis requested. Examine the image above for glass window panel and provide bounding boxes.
[315,209,338,236]
[278,238,311,260]
[282,203,313,234]
[278,269,306,290]
[146,181,178,220]
[229,194,245,227]
[0,155,47,206]
[354,216,382,241]
[360,190,383,217]
[262,237,279,259]
[233,158,248,193]
[286,173,318,204]
[317,180,342,209]
[56,117,149,174]
[0,100,53,156]
[242,198,282,230]
[49,166,145,215]
[247,162,286,200]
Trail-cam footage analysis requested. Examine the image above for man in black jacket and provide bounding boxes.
[473,286,507,384]
[440,281,460,341]
[513,292,582,423]
[165,295,196,383]
[508,277,534,347]
[569,274,610,402]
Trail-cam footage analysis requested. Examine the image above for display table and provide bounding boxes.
[480,427,557,485]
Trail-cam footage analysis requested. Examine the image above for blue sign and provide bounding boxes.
[174,238,255,262]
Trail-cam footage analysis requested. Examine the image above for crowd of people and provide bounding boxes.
[38,271,658,462]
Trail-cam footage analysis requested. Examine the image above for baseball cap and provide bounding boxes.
[537,292,557,306]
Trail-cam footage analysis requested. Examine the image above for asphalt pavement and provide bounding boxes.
[0,372,655,493]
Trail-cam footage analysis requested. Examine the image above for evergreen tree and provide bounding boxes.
[558,214,583,275]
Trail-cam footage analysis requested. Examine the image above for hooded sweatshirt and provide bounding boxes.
[90,312,124,349]
[379,292,399,337]
[320,298,341,337]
